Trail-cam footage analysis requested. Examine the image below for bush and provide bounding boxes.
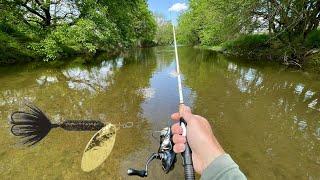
[305,30,320,48]
[28,19,119,61]
[0,31,35,64]
[223,34,270,52]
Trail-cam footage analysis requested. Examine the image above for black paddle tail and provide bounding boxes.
[10,103,105,146]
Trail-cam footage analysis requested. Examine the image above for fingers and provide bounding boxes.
[172,134,186,144]
[179,104,191,113]
[173,143,186,153]
[171,105,193,123]
[171,124,186,153]
[171,123,183,134]
[170,105,192,154]
[171,112,180,121]
[179,105,193,123]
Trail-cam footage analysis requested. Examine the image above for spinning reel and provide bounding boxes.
[127,127,176,177]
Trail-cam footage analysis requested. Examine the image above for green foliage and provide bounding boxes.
[177,0,254,45]
[96,0,156,47]
[304,52,320,73]
[0,0,156,63]
[223,34,270,52]
[0,28,35,64]
[305,30,320,49]
[178,0,320,62]
[29,18,122,61]
[153,13,173,45]
[177,11,200,45]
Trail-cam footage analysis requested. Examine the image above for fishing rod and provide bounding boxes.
[172,17,196,180]
[127,10,195,180]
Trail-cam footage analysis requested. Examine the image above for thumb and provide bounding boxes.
[179,105,193,123]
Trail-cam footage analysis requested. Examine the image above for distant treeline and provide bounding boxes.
[0,0,156,63]
[177,0,320,66]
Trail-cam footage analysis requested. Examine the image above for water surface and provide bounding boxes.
[0,47,319,179]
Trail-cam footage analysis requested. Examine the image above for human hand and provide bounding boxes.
[171,105,225,174]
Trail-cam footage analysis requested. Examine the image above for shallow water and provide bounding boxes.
[0,47,319,179]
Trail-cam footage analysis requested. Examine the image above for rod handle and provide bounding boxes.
[180,119,195,180]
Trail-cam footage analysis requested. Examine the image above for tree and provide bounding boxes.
[177,0,254,45]
[0,0,156,62]
[2,0,79,28]
[178,0,320,62]
[154,13,173,45]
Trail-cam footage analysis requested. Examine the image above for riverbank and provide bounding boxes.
[195,36,320,74]
[304,51,320,73]
[0,44,123,66]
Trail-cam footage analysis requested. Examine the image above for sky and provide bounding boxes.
[147,0,188,23]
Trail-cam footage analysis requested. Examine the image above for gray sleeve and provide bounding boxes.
[200,154,247,180]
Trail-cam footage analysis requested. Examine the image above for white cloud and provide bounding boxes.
[169,3,188,12]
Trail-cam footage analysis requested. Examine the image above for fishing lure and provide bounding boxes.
[9,103,129,172]
[10,103,105,146]
[81,123,117,172]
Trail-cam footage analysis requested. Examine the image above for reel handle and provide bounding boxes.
[127,168,147,177]
[180,118,195,180]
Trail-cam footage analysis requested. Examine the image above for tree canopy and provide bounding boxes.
[153,13,173,46]
[0,0,156,62]
[177,0,320,62]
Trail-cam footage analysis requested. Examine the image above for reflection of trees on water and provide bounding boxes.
[62,58,124,93]
[36,76,59,86]
[178,47,320,178]
[184,47,320,138]
[231,61,320,137]
[154,46,175,71]
[0,89,36,120]
[0,49,159,179]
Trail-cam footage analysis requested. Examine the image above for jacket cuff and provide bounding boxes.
[201,154,239,180]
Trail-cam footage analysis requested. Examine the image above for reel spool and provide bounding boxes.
[127,127,176,177]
